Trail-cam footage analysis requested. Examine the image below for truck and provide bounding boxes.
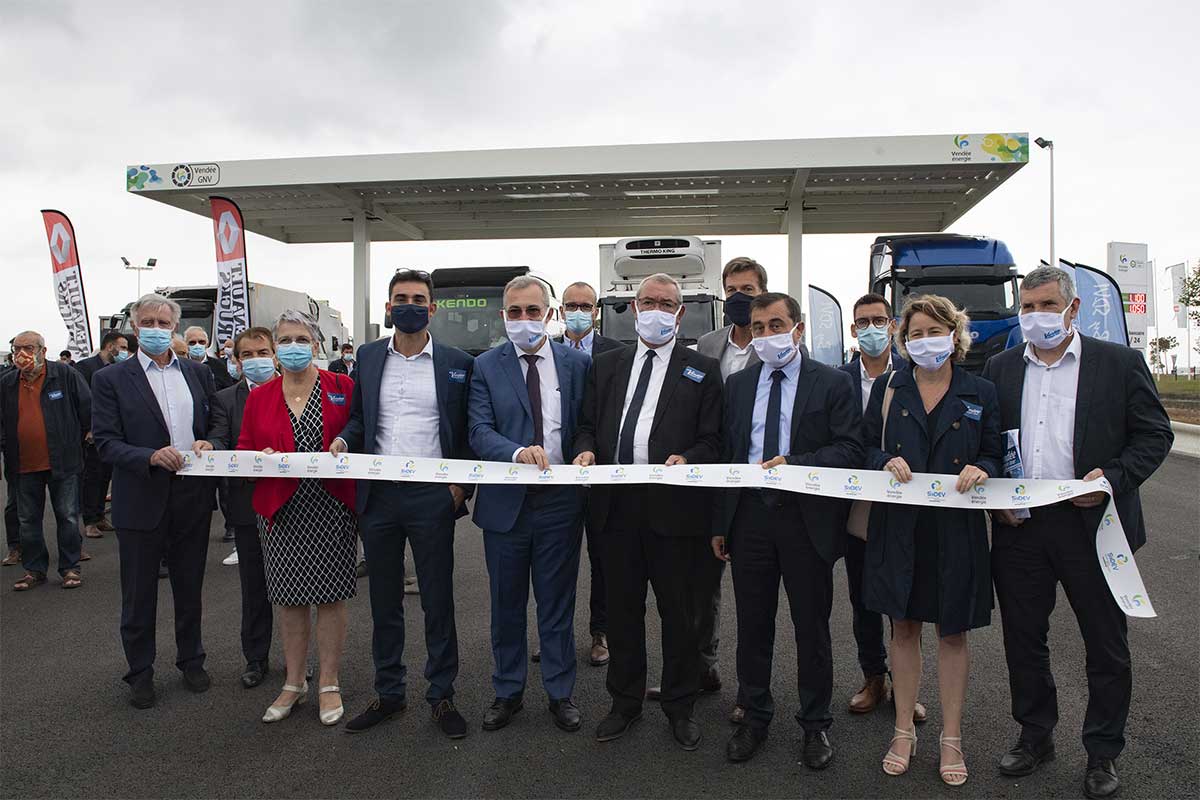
[425,266,558,356]
[868,234,1020,372]
[598,236,723,347]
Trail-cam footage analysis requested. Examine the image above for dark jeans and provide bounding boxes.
[844,533,888,678]
[17,471,81,576]
[80,441,112,526]
[583,517,607,635]
[731,492,834,733]
[4,473,18,548]
[992,503,1131,760]
[234,523,271,664]
[358,482,459,706]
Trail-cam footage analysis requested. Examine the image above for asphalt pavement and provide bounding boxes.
[2,455,1197,799]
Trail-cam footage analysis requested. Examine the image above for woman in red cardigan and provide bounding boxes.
[237,310,357,727]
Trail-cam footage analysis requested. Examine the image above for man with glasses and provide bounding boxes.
[184,326,236,391]
[573,273,723,751]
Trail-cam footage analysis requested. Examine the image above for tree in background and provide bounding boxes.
[1150,336,1179,372]
[1178,261,1200,328]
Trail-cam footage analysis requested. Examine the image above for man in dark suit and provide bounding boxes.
[984,266,1173,800]
[91,294,216,709]
[713,292,863,768]
[557,280,624,668]
[205,326,277,689]
[73,330,128,539]
[183,326,237,391]
[328,342,356,378]
[572,273,723,751]
[336,269,474,740]
[470,276,591,734]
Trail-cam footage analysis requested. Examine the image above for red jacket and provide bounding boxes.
[236,369,356,523]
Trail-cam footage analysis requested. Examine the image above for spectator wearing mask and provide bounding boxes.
[184,326,236,391]
[74,330,129,539]
[328,343,356,378]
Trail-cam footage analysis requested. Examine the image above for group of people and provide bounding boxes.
[1,256,1173,800]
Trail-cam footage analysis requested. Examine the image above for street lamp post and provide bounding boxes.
[122,257,157,297]
[1034,137,1055,269]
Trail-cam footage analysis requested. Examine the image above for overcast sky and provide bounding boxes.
[2,0,1196,356]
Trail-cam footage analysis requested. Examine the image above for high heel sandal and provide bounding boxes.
[939,733,969,786]
[882,726,917,776]
[262,681,308,723]
[319,685,344,726]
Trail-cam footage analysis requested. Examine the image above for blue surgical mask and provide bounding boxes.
[276,343,314,372]
[857,324,891,358]
[138,327,173,356]
[114,350,131,362]
[240,357,276,384]
[226,359,241,379]
[188,343,207,359]
[391,304,430,334]
[342,352,353,362]
[564,310,593,335]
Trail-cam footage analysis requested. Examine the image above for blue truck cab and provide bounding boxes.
[869,234,1020,373]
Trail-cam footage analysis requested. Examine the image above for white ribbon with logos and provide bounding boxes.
[180,451,1155,619]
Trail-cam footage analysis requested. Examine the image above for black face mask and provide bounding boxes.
[391,303,430,334]
[723,292,753,328]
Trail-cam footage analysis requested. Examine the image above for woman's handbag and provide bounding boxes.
[846,372,896,541]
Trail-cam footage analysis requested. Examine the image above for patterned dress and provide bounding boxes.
[258,380,358,606]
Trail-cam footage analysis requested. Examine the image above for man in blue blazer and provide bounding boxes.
[334,269,475,740]
[90,294,216,710]
[469,276,590,735]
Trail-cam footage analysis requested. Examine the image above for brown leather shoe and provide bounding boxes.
[849,674,887,713]
[1,548,20,567]
[84,525,103,539]
[886,682,928,723]
[589,634,609,666]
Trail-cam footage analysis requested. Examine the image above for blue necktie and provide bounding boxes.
[763,369,785,461]
[618,350,656,465]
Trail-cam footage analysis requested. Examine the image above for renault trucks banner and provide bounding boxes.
[807,284,844,366]
[39,210,93,358]
[1107,242,1150,350]
[209,196,251,347]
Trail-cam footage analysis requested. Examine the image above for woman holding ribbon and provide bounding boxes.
[861,294,1003,786]
[237,310,357,727]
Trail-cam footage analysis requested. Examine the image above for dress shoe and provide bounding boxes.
[589,633,609,666]
[319,685,344,726]
[849,674,887,713]
[595,710,641,742]
[549,698,582,732]
[241,660,269,689]
[97,518,114,532]
[130,673,156,709]
[802,730,834,770]
[645,686,662,701]
[222,549,239,566]
[700,668,722,694]
[182,666,211,693]
[998,737,1056,777]
[79,550,92,561]
[726,725,767,762]
[1083,757,1119,799]
[433,699,468,739]
[482,697,524,731]
[262,681,308,723]
[84,524,103,539]
[1,548,20,567]
[345,696,406,733]
[672,717,702,751]
[730,705,745,724]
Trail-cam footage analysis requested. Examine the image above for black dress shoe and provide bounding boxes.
[672,717,702,751]
[182,666,211,693]
[700,668,722,694]
[645,686,662,701]
[726,724,768,762]
[1084,757,1119,799]
[482,697,524,731]
[595,710,641,742]
[130,673,155,709]
[345,696,407,733]
[549,698,582,732]
[241,661,268,689]
[802,730,834,770]
[998,738,1056,777]
[433,699,468,739]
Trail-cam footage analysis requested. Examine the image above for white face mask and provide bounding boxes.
[1019,308,1072,347]
[905,334,955,371]
[634,307,680,346]
[504,318,546,351]
[751,325,800,369]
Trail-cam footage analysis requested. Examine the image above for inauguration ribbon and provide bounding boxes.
[179,451,1154,619]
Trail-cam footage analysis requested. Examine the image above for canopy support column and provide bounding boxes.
[352,211,371,347]
[786,207,803,299]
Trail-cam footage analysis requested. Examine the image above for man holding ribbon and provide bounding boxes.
[984,266,1173,800]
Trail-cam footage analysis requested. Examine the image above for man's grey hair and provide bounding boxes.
[1021,266,1077,304]
[183,326,208,341]
[131,293,182,325]
[273,309,321,342]
[12,330,45,349]
[563,281,598,304]
[637,273,682,304]
[503,275,551,308]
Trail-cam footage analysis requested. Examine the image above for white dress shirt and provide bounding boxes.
[748,351,803,463]
[719,327,754,380]
[138,349,195,451]
[376,334,442,459]
[514,337,564,465]
[1019,332,1081,480]
[618,337,676,465]
[858,354,892,414]
[565,329,594,355]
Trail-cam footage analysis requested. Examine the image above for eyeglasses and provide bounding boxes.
[636,297,679,313]
[505,305,546,320]
[853,316,892,330]
[563,302,595,312]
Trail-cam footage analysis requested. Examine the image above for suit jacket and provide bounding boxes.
[468,339,590,532]
[837,354,895,413]
[573,342,723,537]
[91,354,215,530]
[203,356,237,391]
[696,324,760,377]
[982,335,1173,552]
[715,357,864,563]
[336,336,475,515]
[556,332,626,359]
[0,362,92,478]
[206,378,256,527]
[73,354,111,387]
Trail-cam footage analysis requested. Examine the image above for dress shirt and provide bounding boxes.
[719,327,754,380]
[138,349,195,451]
[858,354,892,414]
[1019,332,1081,480]
[376,334,441,459]
[565,329,594,355]
[514,337,564,465]
[748,351,803,464]
[617,336,676,465]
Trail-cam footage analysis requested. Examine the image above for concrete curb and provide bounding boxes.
[1171,421,1200,458]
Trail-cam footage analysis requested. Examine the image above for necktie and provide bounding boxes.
[522,354,543,448]
[618,350,656,465]
[762,369,785,461]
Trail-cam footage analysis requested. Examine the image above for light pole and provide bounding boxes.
[1034,137,1054,269]
[122,257,157,297]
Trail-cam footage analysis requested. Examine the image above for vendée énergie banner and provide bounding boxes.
[40,209,93,359]
[807,284,844,366]
[209,196,251,347]
[179,452,1154,619]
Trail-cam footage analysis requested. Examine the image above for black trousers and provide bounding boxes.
[233,523,271,664]
[4,473,18,548]
[116,478,212,683]
[731,492,834,733]
[80,441,112,526]
[216,480,234,534]
[583,517,607,635]
[992,503,1131,760]
[844,533,887,678]
[603,486,701,721]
